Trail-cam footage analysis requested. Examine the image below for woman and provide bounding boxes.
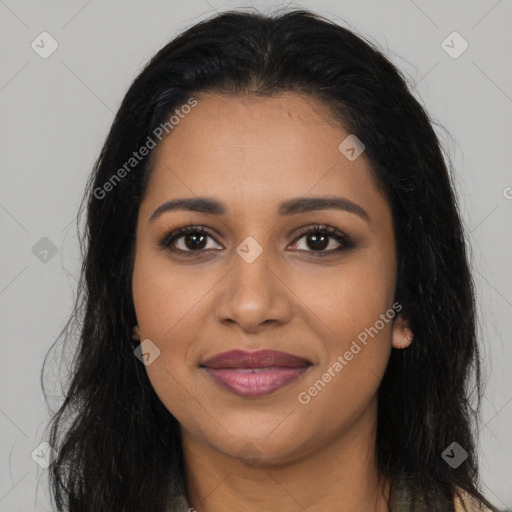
[42,8,499,511]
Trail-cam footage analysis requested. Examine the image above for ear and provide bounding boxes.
[391,314,413,349]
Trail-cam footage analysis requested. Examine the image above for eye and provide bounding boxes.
[289,224,354,255]
[159,225,222,255]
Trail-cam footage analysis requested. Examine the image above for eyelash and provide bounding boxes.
[159,224,355,257]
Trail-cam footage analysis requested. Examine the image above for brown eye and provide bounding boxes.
[289,225,354,255]
[160,226,222,254]
[179,231,208,251]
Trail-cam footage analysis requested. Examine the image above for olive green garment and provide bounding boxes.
[166,478,446,512]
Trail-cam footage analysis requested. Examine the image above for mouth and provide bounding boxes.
[200,349,312,397]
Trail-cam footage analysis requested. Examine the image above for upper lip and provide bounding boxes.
[200,349,311,369]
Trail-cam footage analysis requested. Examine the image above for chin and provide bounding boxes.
[201,424,314,467]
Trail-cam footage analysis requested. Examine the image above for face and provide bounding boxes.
[132,92,410,465]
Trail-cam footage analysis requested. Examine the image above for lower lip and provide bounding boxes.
[203,366,310,397]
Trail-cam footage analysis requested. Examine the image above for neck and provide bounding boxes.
[180,397,390,512]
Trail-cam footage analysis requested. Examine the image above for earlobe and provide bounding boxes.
[392,315,413,349]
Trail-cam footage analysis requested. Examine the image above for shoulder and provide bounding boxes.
[391,478,498,512]
[453,488,496,512]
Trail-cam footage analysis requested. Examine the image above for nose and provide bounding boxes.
[214,244,295,333]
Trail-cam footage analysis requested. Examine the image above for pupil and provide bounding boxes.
[185,233,206,250]
[308,232,328,250]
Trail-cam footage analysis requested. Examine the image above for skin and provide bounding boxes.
[131,92,413,512]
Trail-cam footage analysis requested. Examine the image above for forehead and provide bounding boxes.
[142,92,386,220]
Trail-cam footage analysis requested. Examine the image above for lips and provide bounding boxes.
[200,349,312,397]
[201,349,311,369]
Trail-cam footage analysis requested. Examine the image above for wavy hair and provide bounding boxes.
[42,8,497,511]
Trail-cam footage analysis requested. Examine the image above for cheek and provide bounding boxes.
[293,248,396,341]
[131,248,216,420]
[292,251,395,413]
[132,245,211,340]
[297,304,393,434]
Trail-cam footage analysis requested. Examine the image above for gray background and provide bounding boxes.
[1,0,511,510]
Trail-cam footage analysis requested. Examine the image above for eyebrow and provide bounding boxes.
[149,196,370,224]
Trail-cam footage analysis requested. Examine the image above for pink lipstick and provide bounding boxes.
[200,349,311,397]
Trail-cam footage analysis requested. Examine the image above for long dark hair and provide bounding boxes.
[42,7,497,511]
